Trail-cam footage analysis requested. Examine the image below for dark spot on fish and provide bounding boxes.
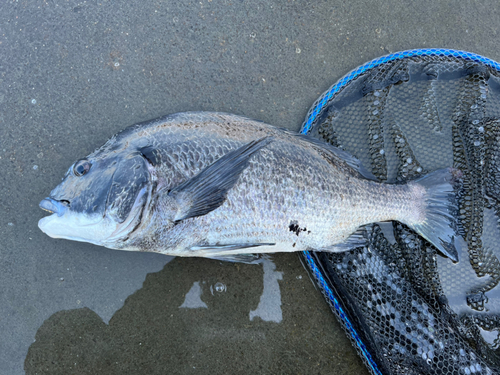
[289,221,307,236]
[289,223,300,235]
[293,243,296,248]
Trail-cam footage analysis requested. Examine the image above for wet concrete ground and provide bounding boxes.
[1,1,500,374]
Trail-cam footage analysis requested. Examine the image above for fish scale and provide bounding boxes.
[137,126,414,254]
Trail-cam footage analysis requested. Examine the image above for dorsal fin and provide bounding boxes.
[293,132,377,180]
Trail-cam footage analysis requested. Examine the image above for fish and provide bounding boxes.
[38,112,461,263]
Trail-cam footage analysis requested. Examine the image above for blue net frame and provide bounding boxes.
[299,48,500,375]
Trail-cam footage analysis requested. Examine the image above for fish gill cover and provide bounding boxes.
[300,49,500,375]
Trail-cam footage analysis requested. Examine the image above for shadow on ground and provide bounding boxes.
[24,254,367,375]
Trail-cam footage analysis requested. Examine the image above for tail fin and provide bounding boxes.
[407,168,462,262]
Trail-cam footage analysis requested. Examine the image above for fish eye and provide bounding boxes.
[73,159,91,177]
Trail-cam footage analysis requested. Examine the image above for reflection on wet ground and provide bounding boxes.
[25,254,368,374]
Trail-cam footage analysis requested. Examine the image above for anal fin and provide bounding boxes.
[322,226,370,252]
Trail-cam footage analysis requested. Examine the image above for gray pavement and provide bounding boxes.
[1,1,499,374]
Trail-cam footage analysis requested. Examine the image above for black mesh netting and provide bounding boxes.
[300,50,500,375]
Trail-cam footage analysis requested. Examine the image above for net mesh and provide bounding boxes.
[300,49,500,375]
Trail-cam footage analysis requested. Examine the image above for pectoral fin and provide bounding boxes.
[205,254,262,264]
[191,243,275,263]
[169,137,272,222]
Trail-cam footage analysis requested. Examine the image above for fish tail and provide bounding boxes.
[406,168,462,262]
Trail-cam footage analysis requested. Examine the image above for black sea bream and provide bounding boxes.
[38,112,460,262]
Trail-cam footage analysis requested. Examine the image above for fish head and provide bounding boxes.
[38,135,154,248]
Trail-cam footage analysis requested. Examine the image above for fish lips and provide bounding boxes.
[39,197,69,217]
[38,197,74,238]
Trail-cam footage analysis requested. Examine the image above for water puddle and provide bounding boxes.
[26,255,357,374]
[179,281,208,309]
[249,257,284,323]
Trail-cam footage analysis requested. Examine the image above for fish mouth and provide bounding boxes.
[39,198,69,217]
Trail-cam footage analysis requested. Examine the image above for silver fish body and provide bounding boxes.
[39,112,460,262]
